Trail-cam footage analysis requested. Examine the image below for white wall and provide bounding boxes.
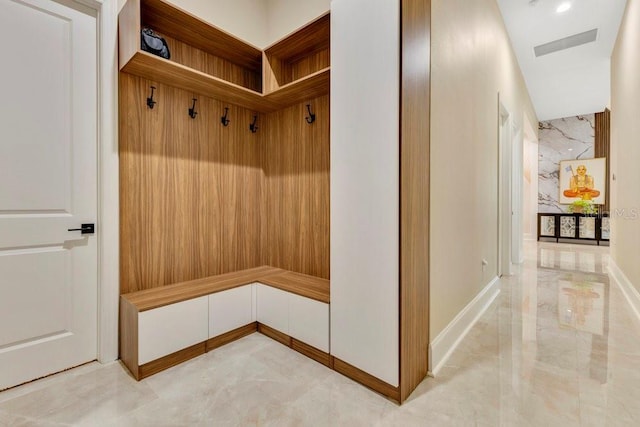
[330,0,400,387]
[117,0,269,47]
[430,0,537,339]
[611,0,640,296]
[266,0,330,45]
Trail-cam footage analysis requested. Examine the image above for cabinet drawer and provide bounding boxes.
[209,285,253,338]
[289,294,329,352]
[138,296,208,365]
[256,284,289,334]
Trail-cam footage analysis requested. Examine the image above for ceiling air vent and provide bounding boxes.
[534,29,598,57]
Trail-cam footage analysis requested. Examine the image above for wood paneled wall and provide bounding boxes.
[120,75,330,293]
[595,109,611,213]
[260,95,330,279]
[162,36,262,92]
[119,74,263,294]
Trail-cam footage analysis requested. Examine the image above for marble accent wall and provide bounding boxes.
[538,115,595,213]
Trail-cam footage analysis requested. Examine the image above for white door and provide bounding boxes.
[0,0,97,390]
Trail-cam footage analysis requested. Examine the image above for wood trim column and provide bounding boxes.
[595,109,611,213]
[400,0,431,403]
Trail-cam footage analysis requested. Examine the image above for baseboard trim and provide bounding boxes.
[291,338,332,367]
[138,342,206,380]
[428,276,500,376]
[608,258,640,322]
[206,322,258,352]
[257,323,292,347]
[332,356,400,403]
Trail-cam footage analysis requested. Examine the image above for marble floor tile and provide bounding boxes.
[1,241,639,426]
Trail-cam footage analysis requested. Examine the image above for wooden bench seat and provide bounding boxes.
[120,267,330,380]
[122,266,330,311]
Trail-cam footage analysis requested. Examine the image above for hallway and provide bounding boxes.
[0,242,638,426]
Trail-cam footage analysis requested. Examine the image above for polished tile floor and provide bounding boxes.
[1,242,639,426]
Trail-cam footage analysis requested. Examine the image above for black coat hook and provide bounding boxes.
[305,104,316,124]
[188,98,198,119]
[147,86,156,109]
[249,115,258,133]
[221,107,230,126]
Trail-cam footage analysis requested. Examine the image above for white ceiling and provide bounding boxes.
[497,0,627,121]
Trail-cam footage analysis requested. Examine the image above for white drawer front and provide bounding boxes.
[256,284,289,334]
[252,283,257,322]
[138,296,208,365]
[289,294,329,352]
[208,285,253,338]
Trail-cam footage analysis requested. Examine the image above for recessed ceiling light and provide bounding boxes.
[557,2,572,13]
[568,148,574,151]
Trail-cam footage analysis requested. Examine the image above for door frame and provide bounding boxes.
[498,95,512,277]
[76,0,119,363]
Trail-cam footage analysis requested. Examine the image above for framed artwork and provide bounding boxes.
[559,158,606,205]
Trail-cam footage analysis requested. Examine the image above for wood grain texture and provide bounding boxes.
[260,96,330,280]
[121,52,271,112]
[265,12,330,61]
[332,357,401,403]
[161,35,261,92]
[259,271,330,304]
[119,297,139,379]
[595,109,611,213]
[291,338,331,367]
[263,69,330,107]
[138,342,206,379]
[257,323,292,347]
[121,52,328,112]
[140,0,262,71]
[399,0,431,403]
[119,74,265,294]
[118,0,140,71]
[264,13,329,88]
[206,322,258,352]
[122,266,282,311]
[263,52,281,94]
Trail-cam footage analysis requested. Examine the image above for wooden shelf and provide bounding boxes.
[140,0,262,72]
[264,12,331,92]
[265,67,330,107]
[121,52,329,112]
[119,0,330,112]
[121,51,273,112]
[122,266,330,312]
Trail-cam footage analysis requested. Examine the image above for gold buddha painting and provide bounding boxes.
[559,158,606,205]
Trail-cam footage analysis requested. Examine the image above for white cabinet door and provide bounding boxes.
[209,285,253,338]
[256,285,289,334]
[289,295,329,353]
[252,284,257,322]
[138,297,208,365]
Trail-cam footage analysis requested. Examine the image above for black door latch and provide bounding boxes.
[67,223,95,235]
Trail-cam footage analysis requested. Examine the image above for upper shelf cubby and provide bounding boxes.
[118,0,330,112]
[263,13,330,94]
